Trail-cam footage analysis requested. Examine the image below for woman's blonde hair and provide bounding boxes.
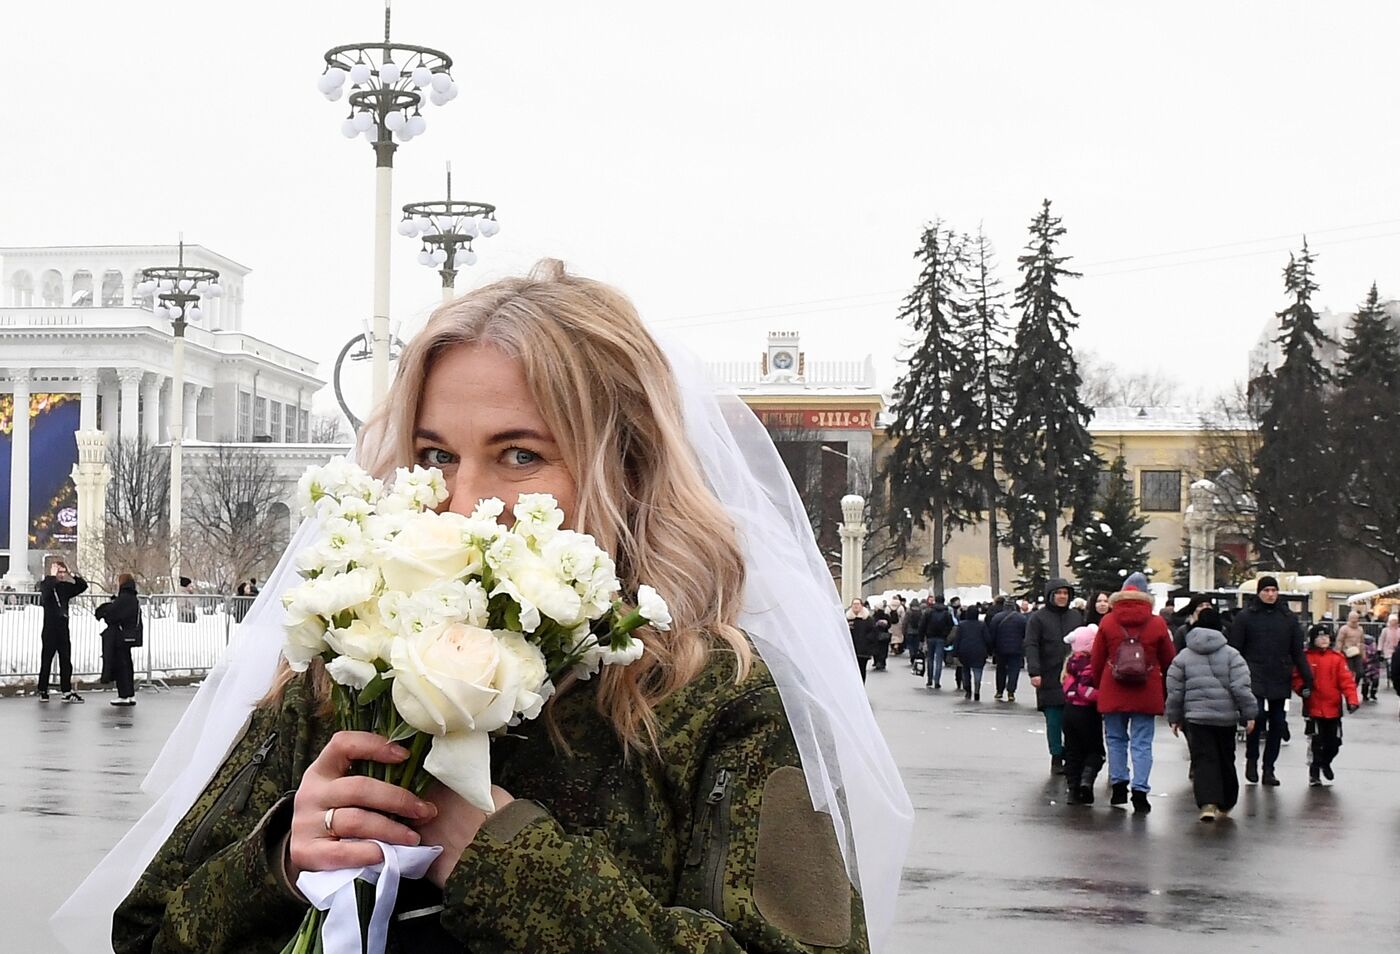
[273,260,750,752]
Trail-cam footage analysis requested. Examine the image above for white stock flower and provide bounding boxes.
[282,616,329,671]
[566,627,606,681]
[512,493,564,542]
[283,567,381,627]
[325,655,378,690]
[374,510,481,593]
[470,497,506,522]
[420,578,491,629]
[388,465,450,512]
[325,616,395,664]
[295,516,368,576]
[490,551,584,632]
[601,636,646,667]
[636,585,672,631]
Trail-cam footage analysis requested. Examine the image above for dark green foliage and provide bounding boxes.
[884,221,983,592]
[1250,241,1338,572]
[1071,455,1153,596]
[1332,282,1400,578]
[1002,199,1102,582]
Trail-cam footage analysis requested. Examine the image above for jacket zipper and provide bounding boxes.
[184,731,278,863]
[699,767,733,917]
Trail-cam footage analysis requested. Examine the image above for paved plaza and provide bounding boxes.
[3,669,1396,951]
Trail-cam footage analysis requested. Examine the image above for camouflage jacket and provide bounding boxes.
[113,649,869,953]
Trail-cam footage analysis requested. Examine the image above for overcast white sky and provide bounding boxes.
[5,1,1399,419]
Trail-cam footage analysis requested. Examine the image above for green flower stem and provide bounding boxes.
[395,731,431,790]
[612,609,645,637]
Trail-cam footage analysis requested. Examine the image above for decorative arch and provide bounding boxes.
[40,268,63,306]
[100,269,125,306]
[9,269,34,306]
[71,269,94,306]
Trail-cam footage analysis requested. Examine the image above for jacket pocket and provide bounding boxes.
[184,730,279,864]
[684,757,735,918]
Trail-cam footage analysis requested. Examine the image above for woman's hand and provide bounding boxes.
[288,731,439,881]
[414,782,515,889]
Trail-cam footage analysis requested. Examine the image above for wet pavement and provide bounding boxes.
[4,669,1397,951]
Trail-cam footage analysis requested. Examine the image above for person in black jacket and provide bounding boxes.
[1228,576,1313,786]
[920,595,956,689]
[904,597,926,673]
[846,598,878,682]
[870,601,894,672]
[38,561,88,702]
[989,605,1028,702]
[1024,578,1084,775]
[951,605,991,701]
[96,575,142,707]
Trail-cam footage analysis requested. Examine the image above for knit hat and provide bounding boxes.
[1195,606,1222,631]
[1307,623,1331,647]
[1257,575,1280,591]
[1109,571,1153,606]
[1063,623,1098,655]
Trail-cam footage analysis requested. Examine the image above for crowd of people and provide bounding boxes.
[848,572,1400,821]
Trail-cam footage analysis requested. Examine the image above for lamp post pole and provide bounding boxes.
[319,1,456,405]
[136,241,222,589]
[400,162,499,301]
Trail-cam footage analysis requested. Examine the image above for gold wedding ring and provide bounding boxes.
[323,807,339,839]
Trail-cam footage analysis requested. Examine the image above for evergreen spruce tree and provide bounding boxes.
[1070,455,1153,596]
[884,221,981,593]
[1002,199,1102,583]
[958,227,1012,594]
[1251,240,1338,572]
[1333,282,1400,578]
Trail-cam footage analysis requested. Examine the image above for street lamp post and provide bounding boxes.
[332,328,407,434]
[135,241,222,589]
[400,162,499,301]
[318,0,456,403]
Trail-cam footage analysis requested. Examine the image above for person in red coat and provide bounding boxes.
[1091,572,1177,814]
[1295,625,1360,786]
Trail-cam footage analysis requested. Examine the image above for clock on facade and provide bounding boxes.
[771,350,795,370]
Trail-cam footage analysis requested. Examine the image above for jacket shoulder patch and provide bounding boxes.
[753,765,851,947]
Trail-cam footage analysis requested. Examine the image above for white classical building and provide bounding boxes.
[1,243,343,587]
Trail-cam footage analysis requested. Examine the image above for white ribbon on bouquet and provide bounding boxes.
[296,842,442,954]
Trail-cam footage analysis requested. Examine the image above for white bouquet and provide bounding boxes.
[278,457,668,954]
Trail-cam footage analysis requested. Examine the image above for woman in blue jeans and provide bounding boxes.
[1089,574,1177,814]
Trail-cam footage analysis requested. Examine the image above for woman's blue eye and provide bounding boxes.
[506,448,539,466]
[419,447,455,466]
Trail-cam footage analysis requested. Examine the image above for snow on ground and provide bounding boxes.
[0,596,246,687]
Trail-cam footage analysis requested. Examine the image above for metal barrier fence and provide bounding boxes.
[0,593,257,689]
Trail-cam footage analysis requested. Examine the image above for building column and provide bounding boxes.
[118,368,143,443]
[72,368,110,582]
[142,374,162,445]
[838,495,866,607]
[78,368,100,431]
[100,375,119,434]
[183,384,199,442]
[4,369,34,586]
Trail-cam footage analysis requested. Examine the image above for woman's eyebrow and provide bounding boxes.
[487,428,553,444]
[413,427,448,443]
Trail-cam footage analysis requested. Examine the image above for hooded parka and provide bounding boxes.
[1023,579,1084,709]
[1090,587,1176,715]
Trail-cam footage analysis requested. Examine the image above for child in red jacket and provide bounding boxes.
[1061,624,1104,805]
[1296,625,1360,785]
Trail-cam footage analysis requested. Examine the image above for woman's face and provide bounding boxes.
[414,343,578,524]
[1095,592,1111,613]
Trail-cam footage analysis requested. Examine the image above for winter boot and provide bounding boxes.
[1131,790,1151,814]
[1308,765,1322,787]
[1321,761,1335,781]
[1245,759,1259,784]
[1262,770,1280,787]
[1198,804,1218,822]
[1050,755,1064,776]
[1077,783,1095,805]
[1110,782,1129,808]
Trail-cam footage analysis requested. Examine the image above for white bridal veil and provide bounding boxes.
[54,337,913,953]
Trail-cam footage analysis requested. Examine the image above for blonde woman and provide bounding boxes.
[76,261,908,954]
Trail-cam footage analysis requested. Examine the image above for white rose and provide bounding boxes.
[325,654,378,690]
[391,623,518,813]
[636,584,672,631]
[496,632,553,722]
[374,510,481,593]
[601,636,646,667]
[325,616,395,664]
[282,615,328,671]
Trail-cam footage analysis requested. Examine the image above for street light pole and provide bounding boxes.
[400,161,499,301]
[136,240,222,589]
[319,1,456,405]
